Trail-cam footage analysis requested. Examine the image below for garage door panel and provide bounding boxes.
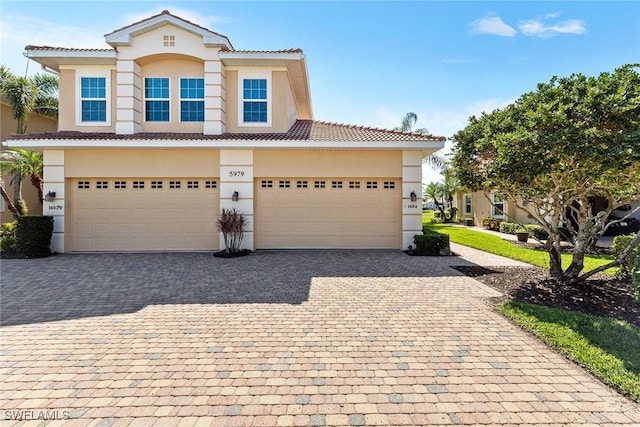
[71,178,219,252]
[255,177,400,249]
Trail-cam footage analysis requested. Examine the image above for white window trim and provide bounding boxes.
[144,76,171,123]
[237,69,272,127]
[179,77,204,123]
[464,193,472,215]
[76,71,111,127]
[492,193,505,218]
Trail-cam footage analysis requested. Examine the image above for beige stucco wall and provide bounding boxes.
[64,149,220,177]
[139,57,205,133]
[117,24,218,62]
[254,150,402,177]
[1,102,57,222]
[225,70,297,133]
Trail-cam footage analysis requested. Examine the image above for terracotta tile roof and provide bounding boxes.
[25,45,115,52]
[5,121,446,143]
[229,49,304,54]
[104,9,234,50]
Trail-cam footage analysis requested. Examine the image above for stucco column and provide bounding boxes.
[115,60,142,134]
[204,60,225,135]
[402,150,423,250]
[42,150,65,253]
[219,150,253,250]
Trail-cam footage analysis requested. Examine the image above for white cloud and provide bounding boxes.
[469,12,586,39]
[469,16,517,37]
[0,14,108,75]
[518,18,586,38]
[544,12,562,20]
[121,5,228,29]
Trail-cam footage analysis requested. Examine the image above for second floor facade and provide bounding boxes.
[24,10,312,136]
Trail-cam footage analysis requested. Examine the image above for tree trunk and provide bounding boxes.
[547,235,564,280]
[0,185,20,219]
[12,171,26,216]
[30,173,44,203]
[564,237,586,283]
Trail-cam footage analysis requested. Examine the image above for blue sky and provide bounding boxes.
[2,1,639,182]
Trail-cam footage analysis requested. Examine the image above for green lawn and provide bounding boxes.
[500,302,640,402]
[423,213,614,273]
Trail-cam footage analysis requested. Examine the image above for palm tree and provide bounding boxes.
[441,167,461,210]
[424,181,446,220]
[0,64,58,217]
[1,148,44,200]
[394,112,430,134]
[394,111,446,171]
[0,65,59,133]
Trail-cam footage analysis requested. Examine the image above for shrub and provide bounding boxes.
[499,222,525,234]
[524,224,549,240]
[0,221,18,252]
[434,211,442,219]
[15,216,53,258]
[612,234,639,282]
[217,208,247,254]
[482,217,502,231]
[414,230,450,256]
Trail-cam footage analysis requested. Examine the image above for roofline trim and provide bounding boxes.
[4,139,445,150]
[219,51,305,61]
[104,11,233,50]
[23,49,117,59]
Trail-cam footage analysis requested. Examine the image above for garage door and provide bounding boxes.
[255,178,401,249]
[71,178,219,251]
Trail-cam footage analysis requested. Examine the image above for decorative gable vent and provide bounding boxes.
[163,35,175,47]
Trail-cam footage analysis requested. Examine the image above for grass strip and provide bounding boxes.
[500,301,640,403]
[424,219,614,273]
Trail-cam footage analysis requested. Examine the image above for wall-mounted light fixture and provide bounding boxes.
[232,191,239,202]
[410,191,417,202]
[44,191,56,202]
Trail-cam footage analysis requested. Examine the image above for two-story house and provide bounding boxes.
[4,10,445,253]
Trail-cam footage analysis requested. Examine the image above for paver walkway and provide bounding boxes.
[1,250,638,426]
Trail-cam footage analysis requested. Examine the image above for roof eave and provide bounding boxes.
[24,50,116,59]
[4,139,445,151]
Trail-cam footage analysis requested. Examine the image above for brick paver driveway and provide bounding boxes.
[1,251,639,426]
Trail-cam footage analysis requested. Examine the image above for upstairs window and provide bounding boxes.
[180,78,204,122]
[80,77,106,122]
[145,77,170,122]
[242,79,267,123]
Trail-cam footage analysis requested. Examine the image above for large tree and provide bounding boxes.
[452,64,640,284]
[0,65,57,217]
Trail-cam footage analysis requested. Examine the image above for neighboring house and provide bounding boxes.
[455,190,640,228]
[4,10,444,253]
[454,190,535,226]
[1,97,58,223]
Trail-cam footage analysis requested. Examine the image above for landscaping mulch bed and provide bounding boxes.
[453,265,640,328]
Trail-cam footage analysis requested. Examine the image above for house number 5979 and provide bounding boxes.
[229,171,245,177]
